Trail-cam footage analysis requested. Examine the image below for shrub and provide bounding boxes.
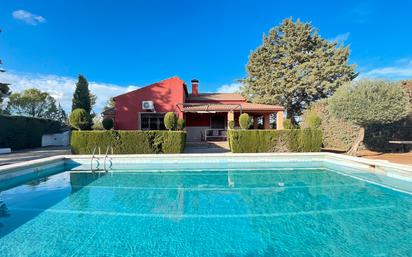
[228,129,322,153]
[70,130,186,154]
[329,80,409,155]
[228,120,235,130]
[303,100,359,150]
[304,97,412,153]
[69,108,90,130]
[177,118,186,130]
[283,118,296,129]
[239,113,251,129]
[164,112,177,130]
[0,115,63,150]
[102,118,114,130]
[303,111,321,129]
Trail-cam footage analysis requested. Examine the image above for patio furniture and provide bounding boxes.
[389,140,412,152]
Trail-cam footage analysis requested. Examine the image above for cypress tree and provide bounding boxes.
[72,75,91,113]
[72,75,92,129]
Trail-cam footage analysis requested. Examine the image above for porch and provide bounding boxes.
[178,103,284,142]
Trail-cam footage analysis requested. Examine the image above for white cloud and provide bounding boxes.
[362,59,412,80]
[0,71,140,113]
[12,10,46,25]
[217,83,242,93]
[328,32,350,43]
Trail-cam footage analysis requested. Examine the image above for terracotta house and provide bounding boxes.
[103,77,284,141]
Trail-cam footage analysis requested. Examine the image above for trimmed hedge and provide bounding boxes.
[0,115,63,150]
[228,129,322,153]
[70,130,186,154]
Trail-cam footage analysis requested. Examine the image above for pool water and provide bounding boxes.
[0,168,411,256]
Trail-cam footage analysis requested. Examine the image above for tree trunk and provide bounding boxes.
[347,127,365,156]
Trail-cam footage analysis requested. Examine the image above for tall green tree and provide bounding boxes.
[6,88,66,121]
[72,75,92,113]
[329,79,410,156]
[242,18,358,124]
[72,75,94,129]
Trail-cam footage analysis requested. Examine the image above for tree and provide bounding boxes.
[103,97,115,111]
[0,29,11,113]
[69,108,90,130]
[242,18,357,124]
[329,79,410,156]
[72,75,93,129]
[0,83,11,113]
[164,112,177,130]
[6,88,63,120]
[55,104,68,124]
[401,80,412,108]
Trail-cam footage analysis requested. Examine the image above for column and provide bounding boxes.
[276,111,284,130]
[263,114,270,129]
[253,116,259,129]
[227,111,234,129]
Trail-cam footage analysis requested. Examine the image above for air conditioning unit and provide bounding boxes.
[142,101,154,110]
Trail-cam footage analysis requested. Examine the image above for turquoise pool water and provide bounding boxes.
[0,167,411,256]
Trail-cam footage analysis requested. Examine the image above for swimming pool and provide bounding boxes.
[0,153,411,256]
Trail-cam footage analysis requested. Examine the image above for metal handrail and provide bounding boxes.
[90,146,101,173]
[103,144,114,172]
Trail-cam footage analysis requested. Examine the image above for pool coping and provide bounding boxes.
[1,152,411,174]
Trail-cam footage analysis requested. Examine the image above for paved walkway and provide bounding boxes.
[359,151,412,166]
[0,146,70,166]
[184,141,230,154]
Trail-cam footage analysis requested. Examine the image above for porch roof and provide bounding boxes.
[181,102,284,113]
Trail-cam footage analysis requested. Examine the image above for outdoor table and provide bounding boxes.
[389,141,412,152]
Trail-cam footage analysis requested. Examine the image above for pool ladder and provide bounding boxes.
[90,145,113,173]
[103,144,113,172]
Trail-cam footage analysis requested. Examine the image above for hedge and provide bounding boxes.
[70,130,186,154]
[228,129,322,153]
[0,115,63,150]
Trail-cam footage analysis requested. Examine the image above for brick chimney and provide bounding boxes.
[191,79,199,96]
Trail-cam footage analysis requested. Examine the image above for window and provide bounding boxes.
[140,113,166,130]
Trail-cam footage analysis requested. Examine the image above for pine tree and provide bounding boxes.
[242,18,358,124]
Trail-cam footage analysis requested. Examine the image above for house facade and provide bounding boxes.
[103,77,284,141]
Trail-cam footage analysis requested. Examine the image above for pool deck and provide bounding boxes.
[359,151,412,166]
[0,145,411,167]
[0,146,70,166]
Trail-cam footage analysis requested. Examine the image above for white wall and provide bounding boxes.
[42,131,70,147]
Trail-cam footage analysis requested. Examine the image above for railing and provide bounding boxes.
[103,144,114,172]
[204,129,227,141]
[90,146,101,173]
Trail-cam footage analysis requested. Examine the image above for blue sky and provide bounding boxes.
[1,0,412,112]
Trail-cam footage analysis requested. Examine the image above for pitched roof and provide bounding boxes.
[182,102,284,112]
[187,93,245,102]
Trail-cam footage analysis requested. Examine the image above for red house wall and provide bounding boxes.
[114,77,186,130]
